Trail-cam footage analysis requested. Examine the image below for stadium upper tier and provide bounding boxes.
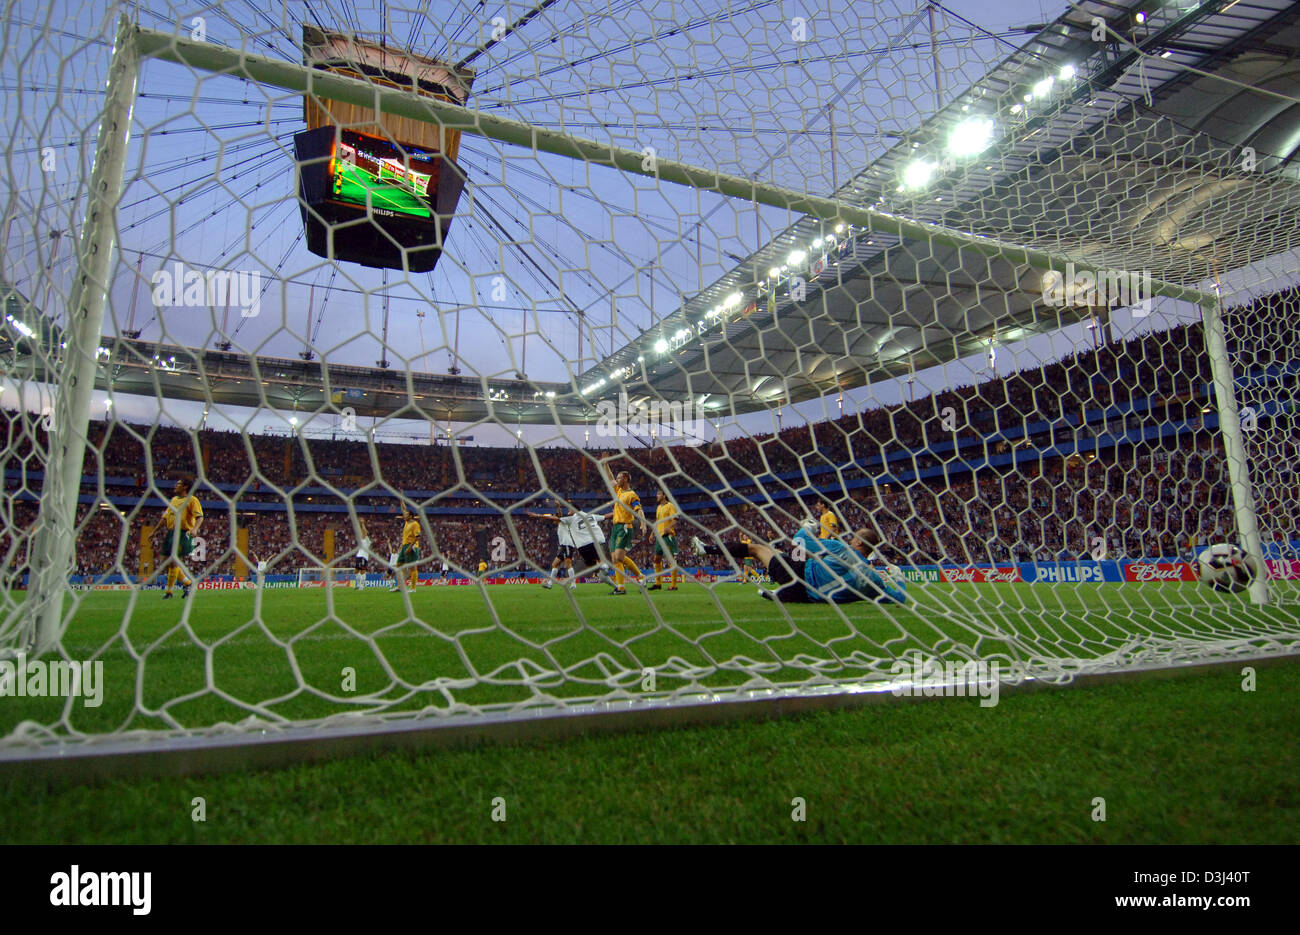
[578,0,1300,415]
[0,297,571,422]
[4,283,1297,512]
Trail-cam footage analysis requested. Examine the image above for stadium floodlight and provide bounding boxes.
[947,118,993,157]
[1059,63,1076,80]
[1010,103,1024,114]
[5,314,35,338]
[902,159,935,189]
[1032,76,1054,99]
[653,338,668,353]
[1135,11,1146,24]
[787,249,806,266]
[834,223,845,233]
[724,291,742,308]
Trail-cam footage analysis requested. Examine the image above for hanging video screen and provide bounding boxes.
[294,127,466,272]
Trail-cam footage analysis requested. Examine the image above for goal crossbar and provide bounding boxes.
[129,24,1212,306]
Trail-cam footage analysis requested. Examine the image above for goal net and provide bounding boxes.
[1220,279,1300,604]
[2,1,1299,763]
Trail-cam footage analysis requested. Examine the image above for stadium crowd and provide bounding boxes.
[1,286,1296,579]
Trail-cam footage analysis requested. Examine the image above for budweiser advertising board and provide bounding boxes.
[1123,562,1198,582]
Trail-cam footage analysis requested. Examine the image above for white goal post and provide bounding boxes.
[296,568,361,589]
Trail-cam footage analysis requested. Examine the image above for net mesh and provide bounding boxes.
[1226,284,1300,603]
[1,0,1299,755]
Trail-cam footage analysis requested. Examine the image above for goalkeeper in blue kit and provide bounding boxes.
[693,523,906,605]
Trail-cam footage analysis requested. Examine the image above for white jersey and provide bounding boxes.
[357,537,370,561]
[256,560,267,575]
[559,512,605,548]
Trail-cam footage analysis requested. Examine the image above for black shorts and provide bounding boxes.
[767,549,816,603]
[553,544,575,563]
[354,556,369,571]
[576,542,602,568]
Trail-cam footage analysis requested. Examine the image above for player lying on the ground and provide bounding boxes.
[692,523,906,605]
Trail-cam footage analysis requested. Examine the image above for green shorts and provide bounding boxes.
[654,534,678,557]
[163,529,194,559]
[610,523,635,552]
[396,544,420,565]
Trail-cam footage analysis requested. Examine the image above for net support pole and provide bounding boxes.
[26,16,139,654]
[1199,294,1270,605]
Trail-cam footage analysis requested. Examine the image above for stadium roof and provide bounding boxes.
[578,0,1300,418]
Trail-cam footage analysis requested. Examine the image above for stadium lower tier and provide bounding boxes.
[0,428,1287,580]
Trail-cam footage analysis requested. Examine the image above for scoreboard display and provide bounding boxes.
[294,127,467,272]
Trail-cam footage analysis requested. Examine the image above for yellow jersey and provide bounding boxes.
[477,560,488,573]
[655,502,677,536]
[819,510,838,539]
[612,487,641,526]
[401,519,420,546]
[165,494,202,533]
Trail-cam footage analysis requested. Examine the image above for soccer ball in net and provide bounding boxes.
[1195,544,1259,593]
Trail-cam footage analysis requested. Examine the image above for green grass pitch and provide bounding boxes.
[1,580,1297,843]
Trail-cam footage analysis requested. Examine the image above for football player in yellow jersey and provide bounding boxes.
[818,499,840,539]
[608,470,647,594]
[150,477,202,599]
[477,559,488,577]
[648,490,680,591]
[739,534,758,583]
[389,506,422,592]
